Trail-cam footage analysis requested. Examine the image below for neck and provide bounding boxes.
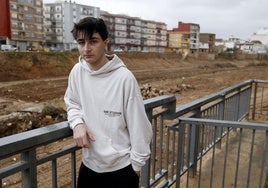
[89,55,109,71]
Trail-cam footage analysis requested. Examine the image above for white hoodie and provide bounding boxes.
[64,54,152,173]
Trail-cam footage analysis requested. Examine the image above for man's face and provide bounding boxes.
[76,32,108,70]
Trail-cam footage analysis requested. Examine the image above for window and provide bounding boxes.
[11,13,17,19]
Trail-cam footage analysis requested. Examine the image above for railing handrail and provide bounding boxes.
[175,79,253,117]
[0,122,72,159]
[179,117,268,130]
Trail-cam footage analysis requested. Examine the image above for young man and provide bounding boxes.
[64,17,153,188]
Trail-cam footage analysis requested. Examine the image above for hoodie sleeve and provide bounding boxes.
[64,66,84,129]
[125,75,153,172]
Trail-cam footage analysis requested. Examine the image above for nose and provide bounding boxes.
[84,41,92,51]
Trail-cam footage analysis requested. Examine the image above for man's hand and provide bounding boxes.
[73,123,95,148]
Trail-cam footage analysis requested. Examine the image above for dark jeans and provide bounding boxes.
[77,163,139,188]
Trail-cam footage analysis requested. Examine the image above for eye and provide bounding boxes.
[77,41,85,45]
[90,39,99,45]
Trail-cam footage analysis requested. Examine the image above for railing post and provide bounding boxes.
[252,81,258,120]
[175,123,185,188]
[140,108,153,188]
[21,149,37,188]
[163,97,176,119]
[71,151,77,188]
[215,97,225,149]
[189,108,201,177]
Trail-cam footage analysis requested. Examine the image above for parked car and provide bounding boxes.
[1,44,17,52]
[113,48,123,52]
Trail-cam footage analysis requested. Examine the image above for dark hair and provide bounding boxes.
[71,17,108,41]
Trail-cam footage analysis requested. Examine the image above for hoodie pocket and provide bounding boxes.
[90,136,120,168]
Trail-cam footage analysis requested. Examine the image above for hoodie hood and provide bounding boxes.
[79,54,126,76]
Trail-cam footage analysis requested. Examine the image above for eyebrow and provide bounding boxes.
[77,36,100,41]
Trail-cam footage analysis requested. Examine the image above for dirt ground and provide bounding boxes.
[0,52,268,187]
[0,52,267,137]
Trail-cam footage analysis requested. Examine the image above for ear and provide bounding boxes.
[104,39,109,47]
[104,39,109,51]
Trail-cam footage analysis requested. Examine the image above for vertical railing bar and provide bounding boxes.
[246,129,256,188]
[234,95,237,121]
[225,97,229,120]
[71,151,76,188]
[234,128,243,188]
[233,95,237,121]
[252,82,258,120]
[207,110,210,148]
[227,97,231,120]
[221,127,230,188]
[198,124,205,188]
[165,126,170,183]
[21,149,37,188]
[203,111,208,150]
[158,115,164,173]
[216,101,224,148]
[260,87,264,114]
[209,126,217,188]
[206,125,209,150]
[181,124,186,170]
[186,124,192,187]
[151,117,157,179]
[176,123,185,188]
[213,105,216,119]
[238,90,242,119]
[171,129,176,180]
[52,159,57,188]
[209,120,213,146]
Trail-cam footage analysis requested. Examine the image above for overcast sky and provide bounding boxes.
[43,0,268,40]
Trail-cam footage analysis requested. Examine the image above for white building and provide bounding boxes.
[44,1,100,51]
[250,27,268,46]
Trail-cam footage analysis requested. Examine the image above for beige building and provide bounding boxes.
[168,21,200,54]
[168,31,190,53]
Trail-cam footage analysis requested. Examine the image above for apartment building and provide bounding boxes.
[44,1,100,51]
[168,21,200,53]
[99,11,167,52]
[0,0,45,51]
[167,30,190,53]
[43,1,167,52]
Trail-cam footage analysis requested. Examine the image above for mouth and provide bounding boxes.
[83,54,93,59]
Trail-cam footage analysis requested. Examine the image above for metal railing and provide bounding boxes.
[0,79,268,188]
[141,80,268,188]
[168,118,268,188]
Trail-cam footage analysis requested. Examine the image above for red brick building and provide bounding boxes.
[0,0,11,44]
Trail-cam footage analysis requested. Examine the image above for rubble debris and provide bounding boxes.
[140,83,195,99]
